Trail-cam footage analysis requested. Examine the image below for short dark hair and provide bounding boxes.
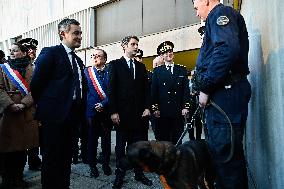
[58,18,80,41]
[121,35,139,47]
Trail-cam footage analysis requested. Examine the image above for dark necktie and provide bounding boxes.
[129,59,134,78]
[167,65,172,74]
[71,51,81,100]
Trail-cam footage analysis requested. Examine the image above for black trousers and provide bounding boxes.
[41,103,80,189]
[87,112,112,167]
[2,151,26,182]
[155,116,184,145]
[115,127,148,177]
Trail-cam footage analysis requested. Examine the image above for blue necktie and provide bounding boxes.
[71,51,81,100]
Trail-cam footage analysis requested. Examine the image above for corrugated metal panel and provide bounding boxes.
[22,8,94,54]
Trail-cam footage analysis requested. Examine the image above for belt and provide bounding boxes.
[224,73,247,89]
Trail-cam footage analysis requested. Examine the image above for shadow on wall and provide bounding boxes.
[247,29,284,188]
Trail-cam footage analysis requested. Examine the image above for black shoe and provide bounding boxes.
[102,164,112,176]
[112,176,123,189]
[134,174,153,186]
[90,166,99,178]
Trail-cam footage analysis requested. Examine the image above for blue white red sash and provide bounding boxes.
[87,67,106,100]
[1,63,30,95]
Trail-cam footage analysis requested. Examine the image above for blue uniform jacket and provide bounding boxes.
[193,4,251,122]
[84,66,109,118]
[194,4,249,95]
[151,64,190,118]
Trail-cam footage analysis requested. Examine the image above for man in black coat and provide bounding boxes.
[108,36,152,189]
[151,41,190,145]
[30,18,86,189]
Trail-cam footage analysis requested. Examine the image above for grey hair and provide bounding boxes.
[58,18,80,41]
[121,35,139,48]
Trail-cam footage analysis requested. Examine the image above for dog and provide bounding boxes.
[124,140,215,189]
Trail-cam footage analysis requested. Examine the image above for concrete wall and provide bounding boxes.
[0,0,110,40]
[242,0,284,188]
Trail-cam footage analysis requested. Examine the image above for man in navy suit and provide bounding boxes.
[85,48,112,178]
[151,41,190,145]
[108,36,152,189]
[30,18,86,189]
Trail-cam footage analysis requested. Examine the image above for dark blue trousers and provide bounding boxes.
[87,112,111,167]
[205,106,248,189]
[41,103,80,189]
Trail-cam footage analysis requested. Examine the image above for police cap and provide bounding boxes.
[157,41,174,55]
[18,38,38,49]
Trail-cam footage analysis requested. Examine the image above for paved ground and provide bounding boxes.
[1,129,166,189]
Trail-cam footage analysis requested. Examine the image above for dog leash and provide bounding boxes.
[211,101,257,188]
[209,100,235,163]
[175,106,201,147]
[175,100,234,163]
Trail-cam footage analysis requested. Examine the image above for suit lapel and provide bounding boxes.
[59,44,73,73]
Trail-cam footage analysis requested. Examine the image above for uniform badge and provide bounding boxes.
[216,16,229,26]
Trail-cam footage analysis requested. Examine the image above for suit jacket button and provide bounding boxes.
[168,91,170,94]
[168,101,170,104]
[164,83,166,85]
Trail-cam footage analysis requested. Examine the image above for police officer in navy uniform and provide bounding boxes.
[151,41,190,145]
[18,38,42,171]
[192,1,251,189]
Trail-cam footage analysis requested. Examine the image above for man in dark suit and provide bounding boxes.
[108,36,152,189]
[30,18,86,189]
[151,41,190,145]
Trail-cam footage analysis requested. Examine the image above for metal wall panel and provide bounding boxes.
[21,8,94,56]
[96,0,142,46]
[96,0,199,46]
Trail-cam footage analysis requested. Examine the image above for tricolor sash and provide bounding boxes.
[1,63,30,95]
[87,67,106,100]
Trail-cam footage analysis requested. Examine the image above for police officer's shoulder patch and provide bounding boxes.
[216,16,229,26]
